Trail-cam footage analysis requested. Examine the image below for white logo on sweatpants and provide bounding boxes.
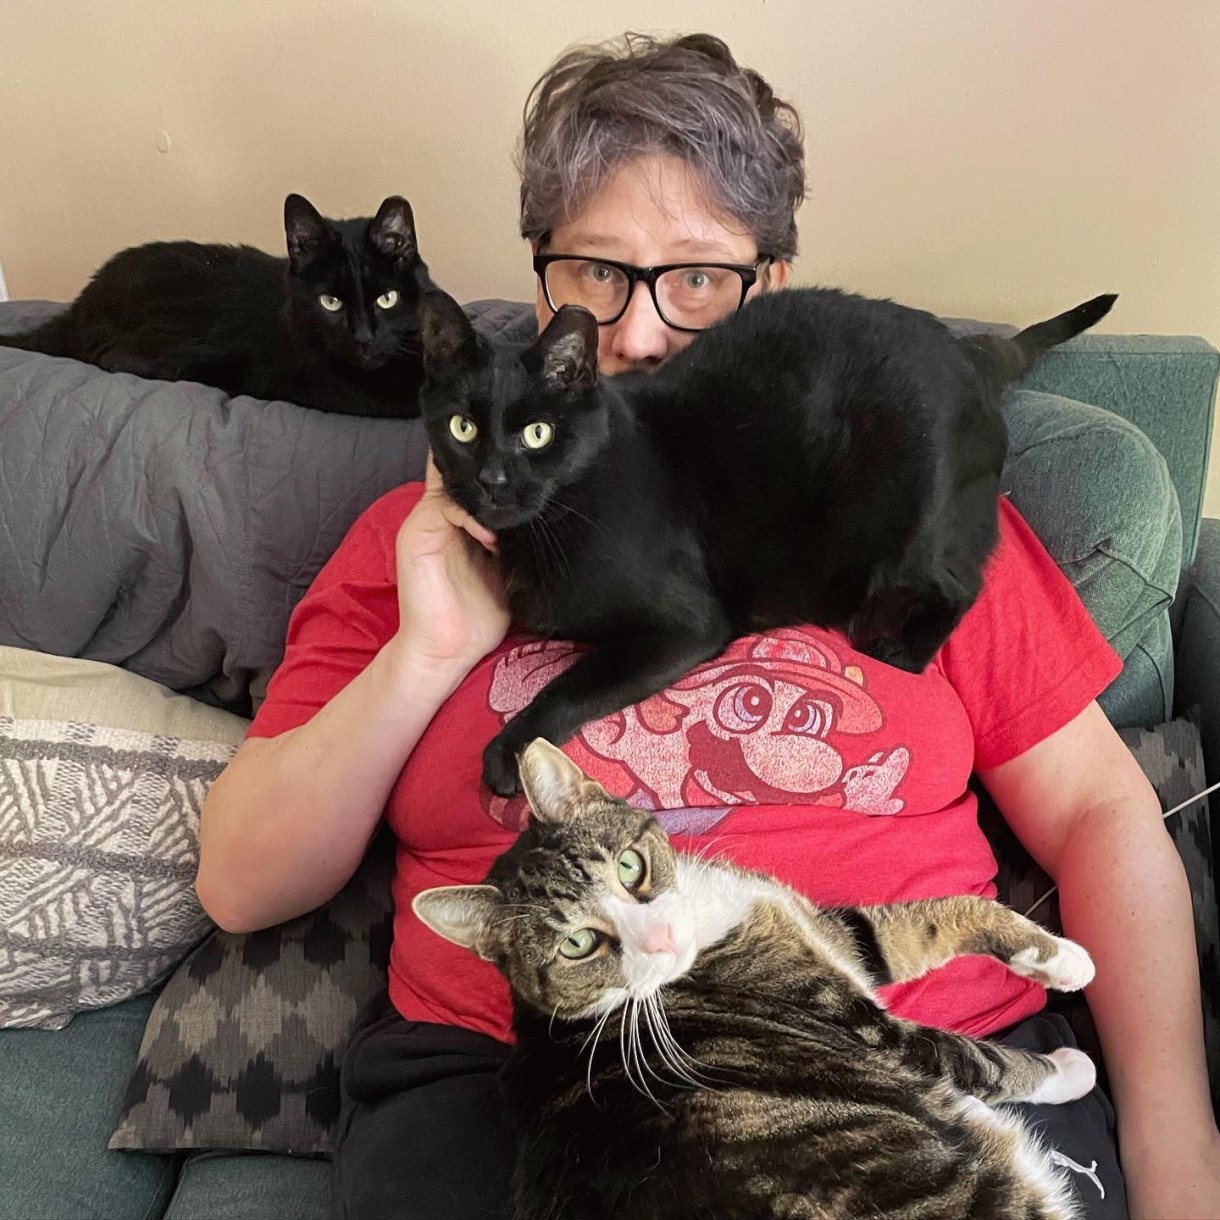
[1050,1150,1105,1199]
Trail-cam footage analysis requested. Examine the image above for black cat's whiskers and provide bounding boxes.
[525,513,573,586]
[547,496,615,541]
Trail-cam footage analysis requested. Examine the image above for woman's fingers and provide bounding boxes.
[425,451,499,552]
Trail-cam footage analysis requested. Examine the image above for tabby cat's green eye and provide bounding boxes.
[522,421,554,450]
[449,415,478,443]
[319,294,343,312]
[375,290,399,310]
[559,928,599,960]
[618,849,645,890]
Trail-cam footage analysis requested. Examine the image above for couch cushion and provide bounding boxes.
[109,832,394,1155]
[0,647,250,1030]
[163,1152,330,1220]
[0,991,175,1220]
[0,304,429,713]
[1020,335,1218,574]
[1000,389,1183,726]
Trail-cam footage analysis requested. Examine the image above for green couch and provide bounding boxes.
[0,307,1217,1220]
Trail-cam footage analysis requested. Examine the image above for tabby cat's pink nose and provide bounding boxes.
[641,923,677,955]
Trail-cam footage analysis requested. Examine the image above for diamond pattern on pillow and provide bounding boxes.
[109,831,394,1154]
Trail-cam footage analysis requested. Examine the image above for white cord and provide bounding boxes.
[1022,778,1220,920]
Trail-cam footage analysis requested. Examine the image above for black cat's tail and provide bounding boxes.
[966,293,1117,386]
[0,314,74,356]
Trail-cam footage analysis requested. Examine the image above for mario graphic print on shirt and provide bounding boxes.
[480,629,912,833]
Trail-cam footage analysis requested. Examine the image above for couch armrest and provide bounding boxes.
[1019,334,1219,573]
[1175,518,1220,784]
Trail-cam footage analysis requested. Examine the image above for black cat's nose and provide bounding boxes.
[479,463,509,491]
[353,324,374,348]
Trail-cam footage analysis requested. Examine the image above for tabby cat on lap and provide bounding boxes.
[5,194,435,417]
[419,285,1115,795]
[415,739,1097,1220]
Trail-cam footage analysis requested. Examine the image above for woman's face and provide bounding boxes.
[534,154,790,376]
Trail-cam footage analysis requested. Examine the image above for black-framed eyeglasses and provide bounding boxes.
[533,253,768,333]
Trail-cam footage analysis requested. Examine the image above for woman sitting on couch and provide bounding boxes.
[197,33,1220,1220]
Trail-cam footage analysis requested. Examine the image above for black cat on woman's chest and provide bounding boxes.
[420,285,1115,795]
[5,195,435,418]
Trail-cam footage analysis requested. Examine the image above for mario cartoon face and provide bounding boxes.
[481,631,910,833]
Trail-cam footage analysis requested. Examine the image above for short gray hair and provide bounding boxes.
[518,33,806,260]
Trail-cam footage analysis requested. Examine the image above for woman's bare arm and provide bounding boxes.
[196,460,508,933]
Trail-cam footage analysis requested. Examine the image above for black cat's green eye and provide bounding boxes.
[375,290,399,310]
[449,415,478,443]
[522,421,554,450]
[319,294,343,313]
[559,928,599,960]
[618,849,645,890]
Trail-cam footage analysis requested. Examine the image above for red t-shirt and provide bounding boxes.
[249,485,1121,1044]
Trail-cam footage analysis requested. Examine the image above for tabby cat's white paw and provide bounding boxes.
[1009,938,1095,991]
[1026,1048,1097,1105]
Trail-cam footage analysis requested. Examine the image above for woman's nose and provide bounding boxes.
[607,283,671,369]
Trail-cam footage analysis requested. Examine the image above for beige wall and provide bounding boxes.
[3,1,1219,503]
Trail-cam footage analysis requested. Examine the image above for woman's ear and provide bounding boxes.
[761,259,793,293]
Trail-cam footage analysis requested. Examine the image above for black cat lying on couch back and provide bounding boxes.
[5,194,435,418]
[420,286,1115,795]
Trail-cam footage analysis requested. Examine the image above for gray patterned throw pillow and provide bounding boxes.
[109,831,394,1155]
[0,716,234,1029]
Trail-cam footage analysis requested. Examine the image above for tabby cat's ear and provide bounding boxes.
[369,196,418,262]
[412,885,502,956]
[534,306,600,388]
[519,738,604,824]
[283,194,330,269]
[420,291,480,370]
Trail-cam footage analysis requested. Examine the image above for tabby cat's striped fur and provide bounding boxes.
[415,741,1097,1220]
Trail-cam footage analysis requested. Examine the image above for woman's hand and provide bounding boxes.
[391,455,510,677]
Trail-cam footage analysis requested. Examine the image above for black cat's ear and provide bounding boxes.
[420,291,479,370]
[369,196,418,262]
[535,306,599,388]
[412,885,502,957]
[519,739,605,824]
[284,194,330,268]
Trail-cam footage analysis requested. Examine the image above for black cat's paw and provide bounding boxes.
[482,731,525,797]
[859,635,924,674]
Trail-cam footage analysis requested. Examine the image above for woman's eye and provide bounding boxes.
[319,294,344,312]
[680,270,710,291]
[522,421,554,450]
[581,262,615,283]
[617,849,645,890]
[449,415,478,443]
[559,928,599,960]
[375,290,399,310]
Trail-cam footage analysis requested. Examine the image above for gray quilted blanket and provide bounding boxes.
[0,297,536,711]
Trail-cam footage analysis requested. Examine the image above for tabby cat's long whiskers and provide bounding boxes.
[582,1006,615,1103]
[620,998,668,1112]
[646,993,713,1090]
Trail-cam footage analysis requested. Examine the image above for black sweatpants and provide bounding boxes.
[330,1006,1127,1219]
